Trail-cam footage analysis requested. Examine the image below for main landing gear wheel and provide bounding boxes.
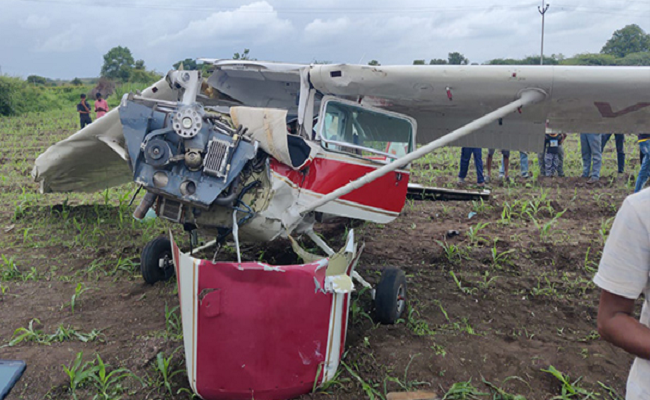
[141,236,175,284]
[375,267,407,325]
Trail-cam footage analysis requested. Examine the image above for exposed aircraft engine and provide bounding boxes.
[119,70,259,230]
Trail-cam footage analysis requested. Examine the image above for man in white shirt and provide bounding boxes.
[595,189,650,399]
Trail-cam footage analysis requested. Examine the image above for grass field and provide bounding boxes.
[0,106,641,399]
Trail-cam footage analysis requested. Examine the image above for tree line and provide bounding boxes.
[402,24,650,67]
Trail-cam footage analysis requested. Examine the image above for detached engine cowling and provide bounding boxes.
[119,70,258,220]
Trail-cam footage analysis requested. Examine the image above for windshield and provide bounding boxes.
[320,100,414,160]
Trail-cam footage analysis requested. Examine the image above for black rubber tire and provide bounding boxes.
[375,267,407,324]
[141,236,174,284]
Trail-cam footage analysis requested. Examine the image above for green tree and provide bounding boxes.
[173,58,198,70]
[618,51,650,66]
[71,77,83,85]
[412,59,426,65]
[233,49,252,60]
[448,52,469,65]
[429,58,447,65]
[601,24,650,58]
[101,46,135,81]
[560,53,618,66]
[368,60,381,66]
[26,75,48,85]
[134,59,145,70]
[130,69,162,84]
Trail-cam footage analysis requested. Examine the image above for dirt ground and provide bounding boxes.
[0,118,639,399]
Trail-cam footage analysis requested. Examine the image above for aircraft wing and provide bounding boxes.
[208,61,650,152]
[32,79,176,193]
[34,61,650,194]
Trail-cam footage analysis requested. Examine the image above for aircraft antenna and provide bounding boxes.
[538,2,550,65]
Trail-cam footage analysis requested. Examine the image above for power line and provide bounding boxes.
[16,0,539,14]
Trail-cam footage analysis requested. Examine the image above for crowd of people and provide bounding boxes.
[457,133,650,193]
[76,92,110,129]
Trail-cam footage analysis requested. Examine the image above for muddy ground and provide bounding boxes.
[0,117,639,400]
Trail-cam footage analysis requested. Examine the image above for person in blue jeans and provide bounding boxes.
[581,133,602,184]
[500,152,529,178]
[457,147,485,186]
[601,133,625,174]
[634,134,650,192]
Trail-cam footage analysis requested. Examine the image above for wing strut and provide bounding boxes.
[283,88,546,229]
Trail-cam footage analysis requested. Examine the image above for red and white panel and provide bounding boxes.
[171,233,358,400]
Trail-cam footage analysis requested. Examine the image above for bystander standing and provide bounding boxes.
[77,94,92,129]
[457,147,485,187]
[94,93,109,119]
[581,133,602,184]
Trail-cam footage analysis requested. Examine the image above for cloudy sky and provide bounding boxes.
[1,0,648,79]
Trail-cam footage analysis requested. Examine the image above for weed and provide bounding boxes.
[64,283,90,314]
[341,360,384,400]
[449,271,477,296]
[477,271,499,290]
[442,380,488,399]
[399,305,436,337]
[541,365,596,399]
[482,377,528,400]
[350,286,374,325]
[598,217,615,244]
[165,303,183,340]
[491,242,515,270]
[499,202,513,226]
[0,254,22,280]
[8,319,47,346]
[8,319,103,346]
[436,240,468,264]
[471,199,492,214]
[314,362,351,394]
[530,209,566,242]
[154,349,185,396]
[583,247,598,274]
[90,354,142,400]
[63,352,99,399]
[597,381,623,400]
[110,256,138,277]
[467,222,490,245]
[382,354,430,394]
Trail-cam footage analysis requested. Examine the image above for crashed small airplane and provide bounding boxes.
[33,60,650,399]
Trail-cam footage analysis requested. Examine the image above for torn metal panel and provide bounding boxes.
[230,106,319,170]
[170,229,359,400]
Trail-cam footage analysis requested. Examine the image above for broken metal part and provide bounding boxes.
[166,70,202,105]
[133,191,157,220]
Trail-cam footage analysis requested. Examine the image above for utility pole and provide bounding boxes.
[538,2,550,65]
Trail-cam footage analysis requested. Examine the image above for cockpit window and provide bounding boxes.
[319,100,414,161]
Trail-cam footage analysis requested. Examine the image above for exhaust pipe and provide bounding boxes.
[133,191,158,220]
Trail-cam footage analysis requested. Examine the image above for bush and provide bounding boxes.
[0,76,93,117]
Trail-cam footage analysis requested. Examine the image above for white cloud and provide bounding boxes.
[20,14,51,30]
[1,0,649,78]
[152,1,294,48]
[304,17,351,42]
[37,24,85,52]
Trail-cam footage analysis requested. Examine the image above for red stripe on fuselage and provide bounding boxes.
[271,154,409,213]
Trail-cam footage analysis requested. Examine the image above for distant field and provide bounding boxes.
[0,105,640,399]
